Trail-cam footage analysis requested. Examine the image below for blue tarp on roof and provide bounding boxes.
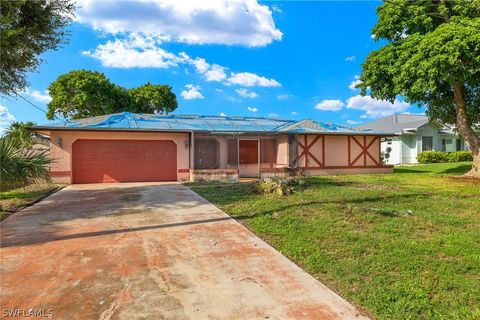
[35,112,392,135]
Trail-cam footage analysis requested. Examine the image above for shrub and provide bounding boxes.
[254,177,306,196]
[446,151,473,162]
[417,151,473,164]
[0,136,52,191]
[417,151,448,163]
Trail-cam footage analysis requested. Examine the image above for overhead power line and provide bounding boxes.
[14,93,48,114]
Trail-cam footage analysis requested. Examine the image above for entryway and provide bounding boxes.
[238,139,259,177]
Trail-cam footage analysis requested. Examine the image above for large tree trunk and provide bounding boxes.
[453,83,480,177]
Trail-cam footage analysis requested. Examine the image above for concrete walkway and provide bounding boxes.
[0,183,369,320]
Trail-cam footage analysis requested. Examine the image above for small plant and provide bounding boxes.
[254,177,306,196]
[381,146,392,165]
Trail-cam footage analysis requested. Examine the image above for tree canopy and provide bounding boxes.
[359,0,480,176]
[0,0,75,95]
[47,70,178,120]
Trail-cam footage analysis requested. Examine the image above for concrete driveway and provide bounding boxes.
[1,183,368,320]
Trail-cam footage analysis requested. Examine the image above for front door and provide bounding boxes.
[239,140,259,177]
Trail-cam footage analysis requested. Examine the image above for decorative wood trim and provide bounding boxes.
[178,169,190,173]
[296,135,324,168]
[260,167,290,173]
[348,136,380,166]
[49,171,71,177]
[192,169,238,174]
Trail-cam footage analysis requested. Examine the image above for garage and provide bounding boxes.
[72,139,177,183]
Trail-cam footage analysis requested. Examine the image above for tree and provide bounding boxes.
[128,83,178,114]
[47,70,131,120]
[0,0,75,95]
[358,0,480,176]
[4,121,35,147]
[47,70,178,120]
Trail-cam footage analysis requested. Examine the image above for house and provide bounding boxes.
[31,112,394,184]
[357,114,469,165]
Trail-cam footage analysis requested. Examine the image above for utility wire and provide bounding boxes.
[14,93,48,114]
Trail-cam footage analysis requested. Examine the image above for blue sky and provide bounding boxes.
[1,0,426,132]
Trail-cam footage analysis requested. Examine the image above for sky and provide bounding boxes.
[0,0,426,133]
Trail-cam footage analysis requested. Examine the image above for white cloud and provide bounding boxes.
[370,34,376,39]
[291,111,298,115]
[204,65,227,82]
[84,37,281,88]
[346,120,362,125]
[348,75,362,90]
[181,84,204,100]
[345,56,356,62]
[76,0,282,47]
[315,99,345,111]
[247,107,258,113]
[0,105,16,135]
[277,93,291,100]
[349,80,362,90]
[82,36,179,68]
[236,88,258,98]
[346,95,410,118]
[268,112,279,118]
[226,96,241,102]
[26,89,52,103]
[226,72,281,87]
[219,112,227,116]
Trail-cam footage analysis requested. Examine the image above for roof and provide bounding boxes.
[32,112,394,136]
[356,114,431,134]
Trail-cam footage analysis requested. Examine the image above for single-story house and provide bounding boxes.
[31,112,394,184]
[357,114,470,165]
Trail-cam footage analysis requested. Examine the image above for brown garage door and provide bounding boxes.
[72,139,177,183]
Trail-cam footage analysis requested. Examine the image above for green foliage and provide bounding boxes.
[3,121,35,147]
[0,136,52,191]
[47,70,130,120]
[128,82,177,114]
[417,151,473,163]
[359,0,480,150]
[191,162,479,320]
[0,0,75,95]
[47,70,178,120]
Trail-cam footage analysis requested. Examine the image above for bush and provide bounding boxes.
[0,136,52,191]
[446,151,473,162]
[417,151,473,164]
[254,177,306,196]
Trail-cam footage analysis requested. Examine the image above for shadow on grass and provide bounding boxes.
[440,164,472,175]
[233,192,428,221]
[394,163,472,175]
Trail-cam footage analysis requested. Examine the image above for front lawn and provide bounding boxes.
[0,184,62,221]
[189,162,479,320]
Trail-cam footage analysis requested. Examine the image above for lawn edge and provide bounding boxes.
[0,185,66,222]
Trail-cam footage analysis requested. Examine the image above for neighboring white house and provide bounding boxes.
[357,114,469,165]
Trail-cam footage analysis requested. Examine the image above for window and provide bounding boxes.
[194,139,220,169]
[456,139,462,151]
[260,139,277,165]
[441,138,446,152]
[422,136,433,151]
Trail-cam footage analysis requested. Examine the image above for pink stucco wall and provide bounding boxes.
[44,130,389,184]
[48,130,190,183]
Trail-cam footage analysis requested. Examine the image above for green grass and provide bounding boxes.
[0,184,61,221]
[189,162,480,320]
